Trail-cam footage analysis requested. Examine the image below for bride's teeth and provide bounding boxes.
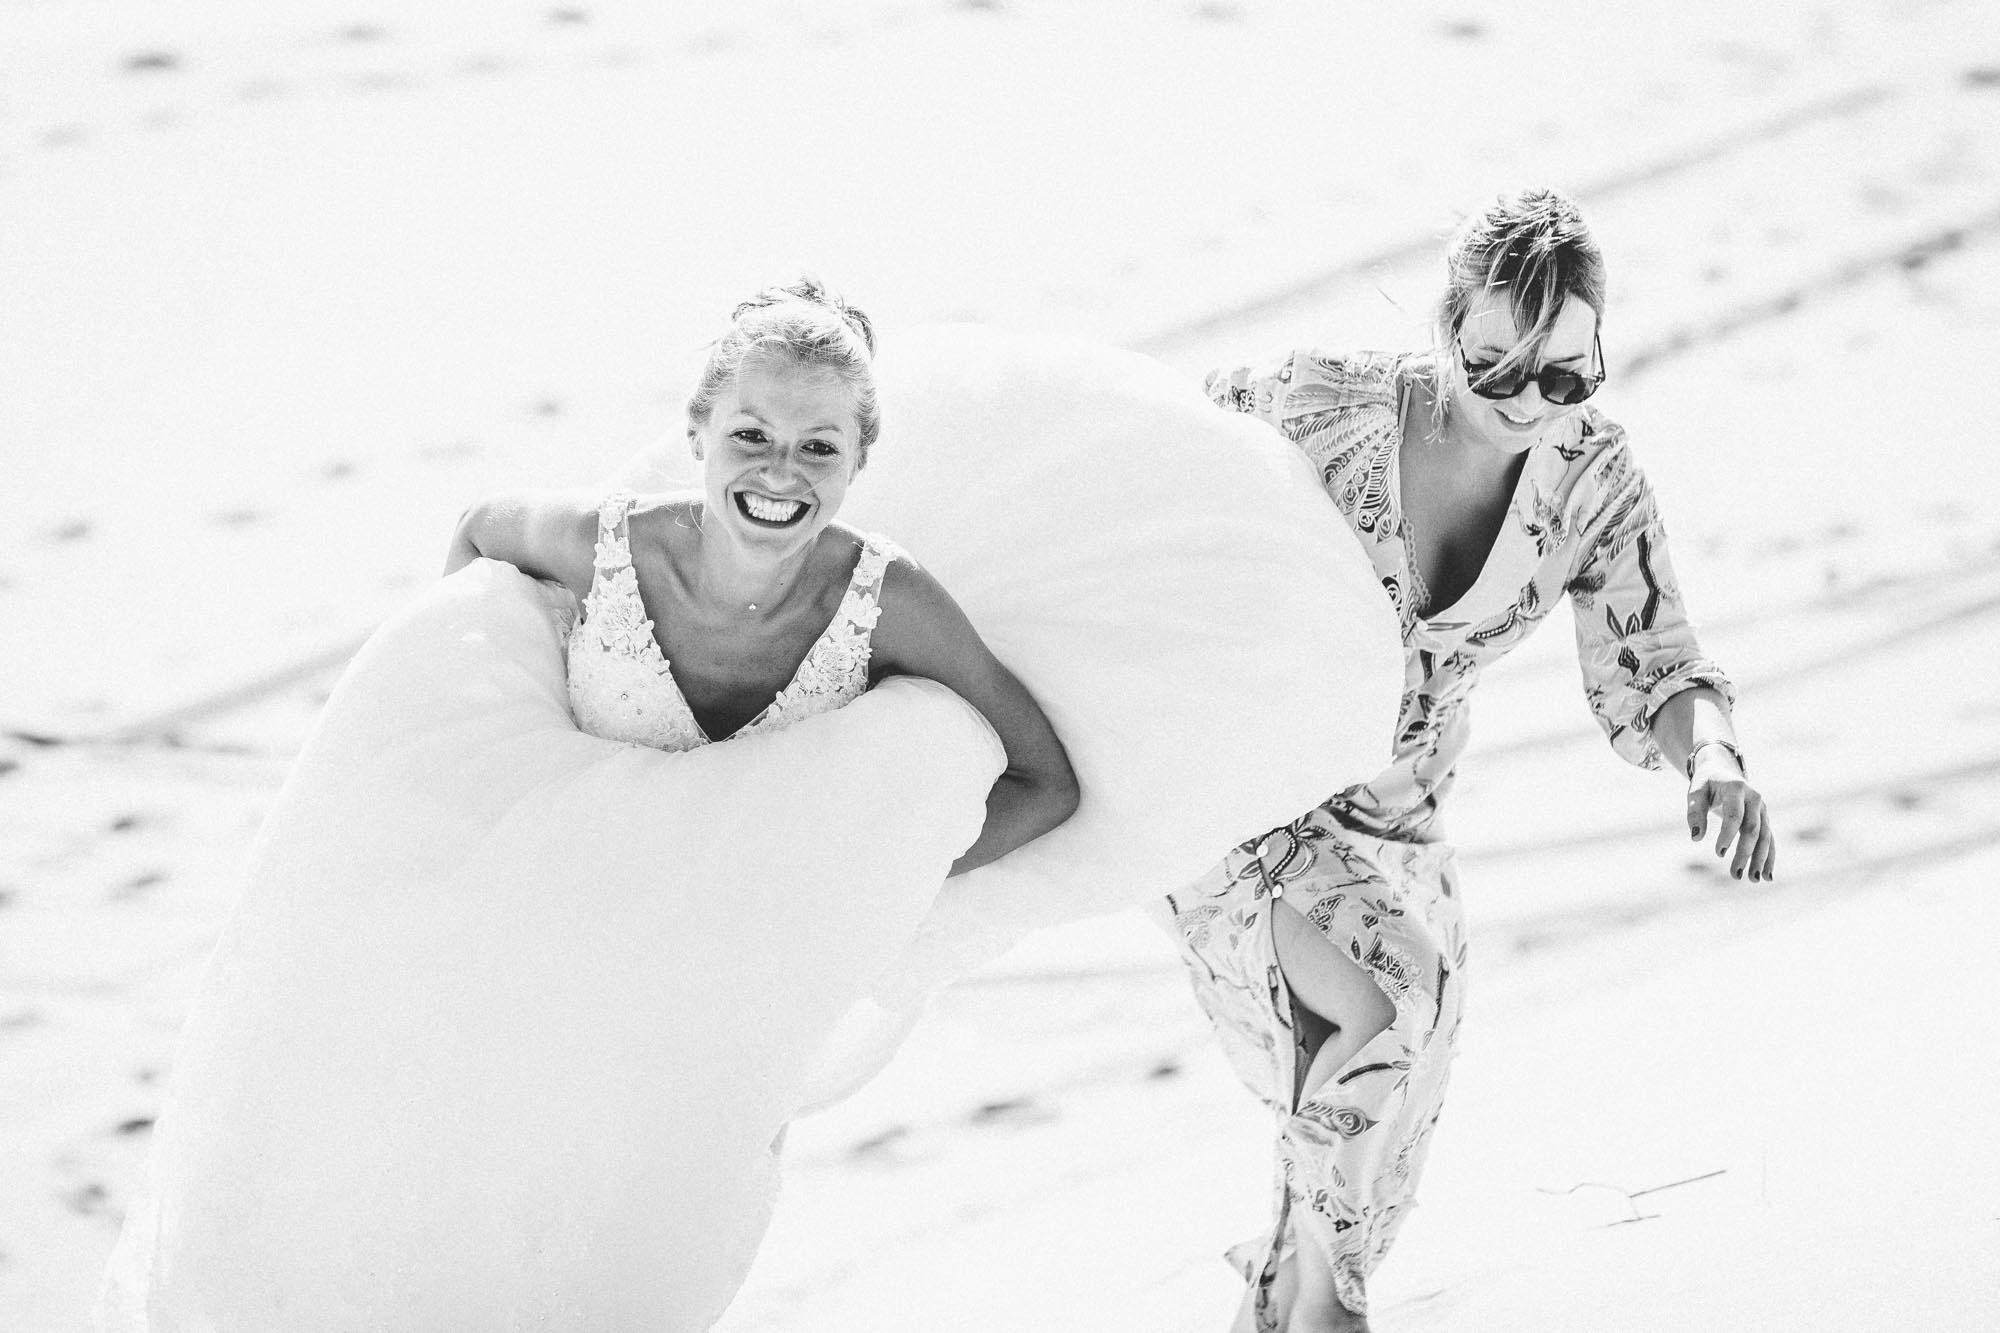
[742,494,805,522]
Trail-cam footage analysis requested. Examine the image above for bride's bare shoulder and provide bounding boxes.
[447,487,606,596]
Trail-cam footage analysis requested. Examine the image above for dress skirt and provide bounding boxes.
[1165,805,1468,1318]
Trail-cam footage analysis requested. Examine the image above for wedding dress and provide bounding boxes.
[98,557,1002,1331]
[102,326,1404,1331]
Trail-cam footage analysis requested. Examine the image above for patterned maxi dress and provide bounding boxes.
[1168,349,1735,1320]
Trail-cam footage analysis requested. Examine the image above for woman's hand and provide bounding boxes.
[1651,686,1776,883]
[1686,743,1776,882]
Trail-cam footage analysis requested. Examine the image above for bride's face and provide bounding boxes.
[695,353,862,559]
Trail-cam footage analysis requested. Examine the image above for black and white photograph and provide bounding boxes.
[6,1,1999,1329]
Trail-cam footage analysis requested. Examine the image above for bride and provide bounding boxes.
[446,280,1078,868]
[100,281,1079,1333]
[102,284,1410,1331]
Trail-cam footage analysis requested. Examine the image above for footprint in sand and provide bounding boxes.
[211,508,263,528]
[458,54,519,77]
[338,24,389,45]
[1859,182,1908,217]
[113,872,170,901]
[549,7,591,24]
[849,1123,912,1158]
[65,1182,110,1218]
[113,1117,155,1137]
[1191,2,1244,22]
[48,518,92,542]
[123,51,180,74]
[1146,1059,1181,1080]
[1964,67,2000,90]
[1438,18,1485,39]
[108,812,146,833]
[322,458,358,480]
[0,758,18,780]
[970,1096,1056,1127]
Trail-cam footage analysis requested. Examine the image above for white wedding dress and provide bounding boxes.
[102,327,1405,1332]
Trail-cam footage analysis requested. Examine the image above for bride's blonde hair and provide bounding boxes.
[687,277,881,465]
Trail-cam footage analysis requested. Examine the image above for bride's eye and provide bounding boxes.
[803,439,839,457]
[732,429,767,445]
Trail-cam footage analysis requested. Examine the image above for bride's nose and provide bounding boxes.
[759,449,803,486]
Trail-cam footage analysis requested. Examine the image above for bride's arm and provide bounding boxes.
[443,489,599,597]
[871,558,1079,876]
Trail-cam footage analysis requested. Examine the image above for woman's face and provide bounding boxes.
[694,352,863,561]
[1446,295,1601,455]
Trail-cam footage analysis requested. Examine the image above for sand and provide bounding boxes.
[5,1,1999,1328]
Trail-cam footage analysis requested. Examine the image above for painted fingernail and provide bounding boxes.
[1733,869,1743,880]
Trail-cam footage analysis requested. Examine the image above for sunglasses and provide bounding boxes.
[1457,333,1605,405]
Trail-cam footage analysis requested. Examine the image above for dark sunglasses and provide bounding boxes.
[1457,333,1605,405]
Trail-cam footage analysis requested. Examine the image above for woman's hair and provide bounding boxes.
[686,277,881,465]
[1433,187,1607,389]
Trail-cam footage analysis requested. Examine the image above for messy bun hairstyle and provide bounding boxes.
[1434,187,1607,391]
[686,277,882,466]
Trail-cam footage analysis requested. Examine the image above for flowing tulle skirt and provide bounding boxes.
[104,326,1408,1330]
[99,562,1004,1331]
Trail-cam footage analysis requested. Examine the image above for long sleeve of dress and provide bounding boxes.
[1205,350,1300,427]
[1564,441,1735,771]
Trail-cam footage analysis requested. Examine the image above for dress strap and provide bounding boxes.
[580,492,651,651]
[593,491,637,570]
[844,534,899,633]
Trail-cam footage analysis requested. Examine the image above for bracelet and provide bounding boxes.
[1685,738,1747,781]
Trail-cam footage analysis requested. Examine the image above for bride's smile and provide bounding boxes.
[698,355,861,560]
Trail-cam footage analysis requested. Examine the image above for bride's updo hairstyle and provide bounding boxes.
[1434,187,1607,390]
[686,277,883,467]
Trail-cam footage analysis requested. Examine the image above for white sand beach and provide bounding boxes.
[6,1,1999,1327]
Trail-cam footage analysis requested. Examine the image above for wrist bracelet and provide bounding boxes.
[1686,738,1747,780]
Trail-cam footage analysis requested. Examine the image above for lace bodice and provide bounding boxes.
[565,493,895,752]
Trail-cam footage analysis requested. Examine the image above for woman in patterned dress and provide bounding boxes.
[1171,188,1779,1331]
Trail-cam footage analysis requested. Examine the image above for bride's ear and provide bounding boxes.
[688,428,704,462]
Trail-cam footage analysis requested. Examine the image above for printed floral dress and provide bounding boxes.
[1169,350,1734,1320]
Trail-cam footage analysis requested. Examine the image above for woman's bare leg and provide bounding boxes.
[1271,899,1395,1101]
[1261,898,1393,1330]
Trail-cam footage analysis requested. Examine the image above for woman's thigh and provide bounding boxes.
[1272,895,1396,1099]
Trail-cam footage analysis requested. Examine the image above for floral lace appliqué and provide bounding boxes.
[565,493,896,753]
